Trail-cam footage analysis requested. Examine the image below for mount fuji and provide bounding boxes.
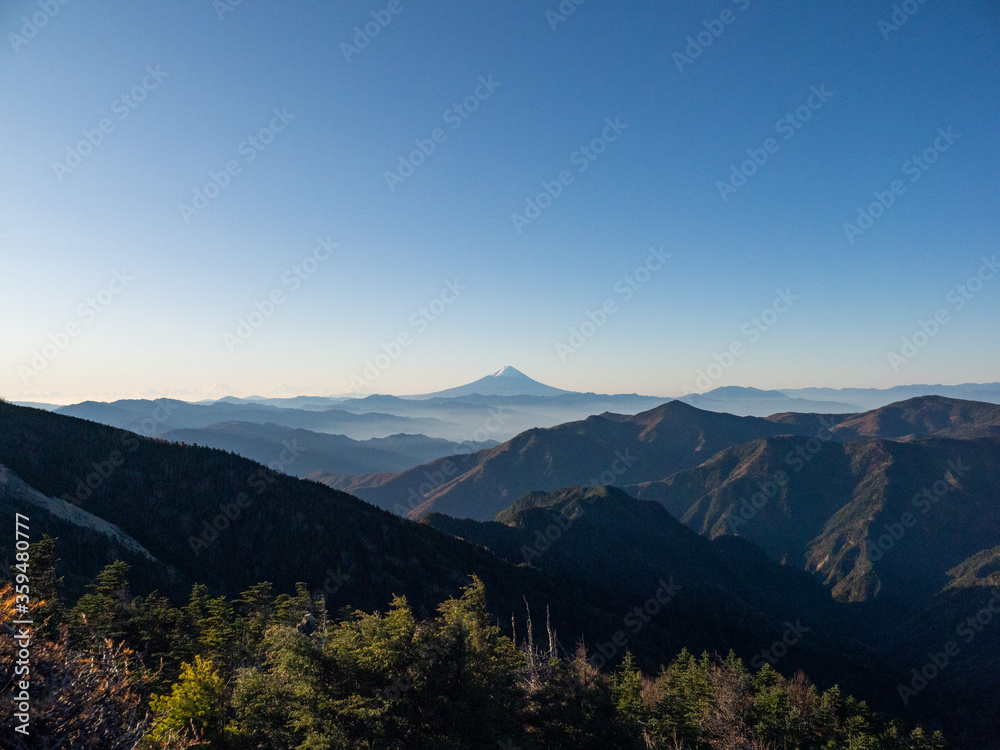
[410,366,574,399]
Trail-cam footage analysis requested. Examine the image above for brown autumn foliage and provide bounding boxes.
[1,581,155,749]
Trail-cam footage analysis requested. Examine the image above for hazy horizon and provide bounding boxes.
[9,366,1000,407]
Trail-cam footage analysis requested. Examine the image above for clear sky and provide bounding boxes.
[2,0,998,403]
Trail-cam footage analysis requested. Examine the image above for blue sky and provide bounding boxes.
[2,0,998,402]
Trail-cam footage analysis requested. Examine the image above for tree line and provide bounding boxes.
[1,538,948,749]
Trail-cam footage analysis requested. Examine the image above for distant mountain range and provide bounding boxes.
[21,370,1000,429]
[16,371,1000,493]
[52,398,453,441]
[317,400,801,519]
[677,386,860,416]
[780,382,1000,411]
[317,394,1000,522]
[161,421,496,478]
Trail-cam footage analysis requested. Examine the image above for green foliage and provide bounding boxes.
[28,535,64,637]
[228,577,528,748]
[145,655,227,747]
[73,560,135,645]
[648,648,714,746]
[35,560,951,750]
[613,651,645,725]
